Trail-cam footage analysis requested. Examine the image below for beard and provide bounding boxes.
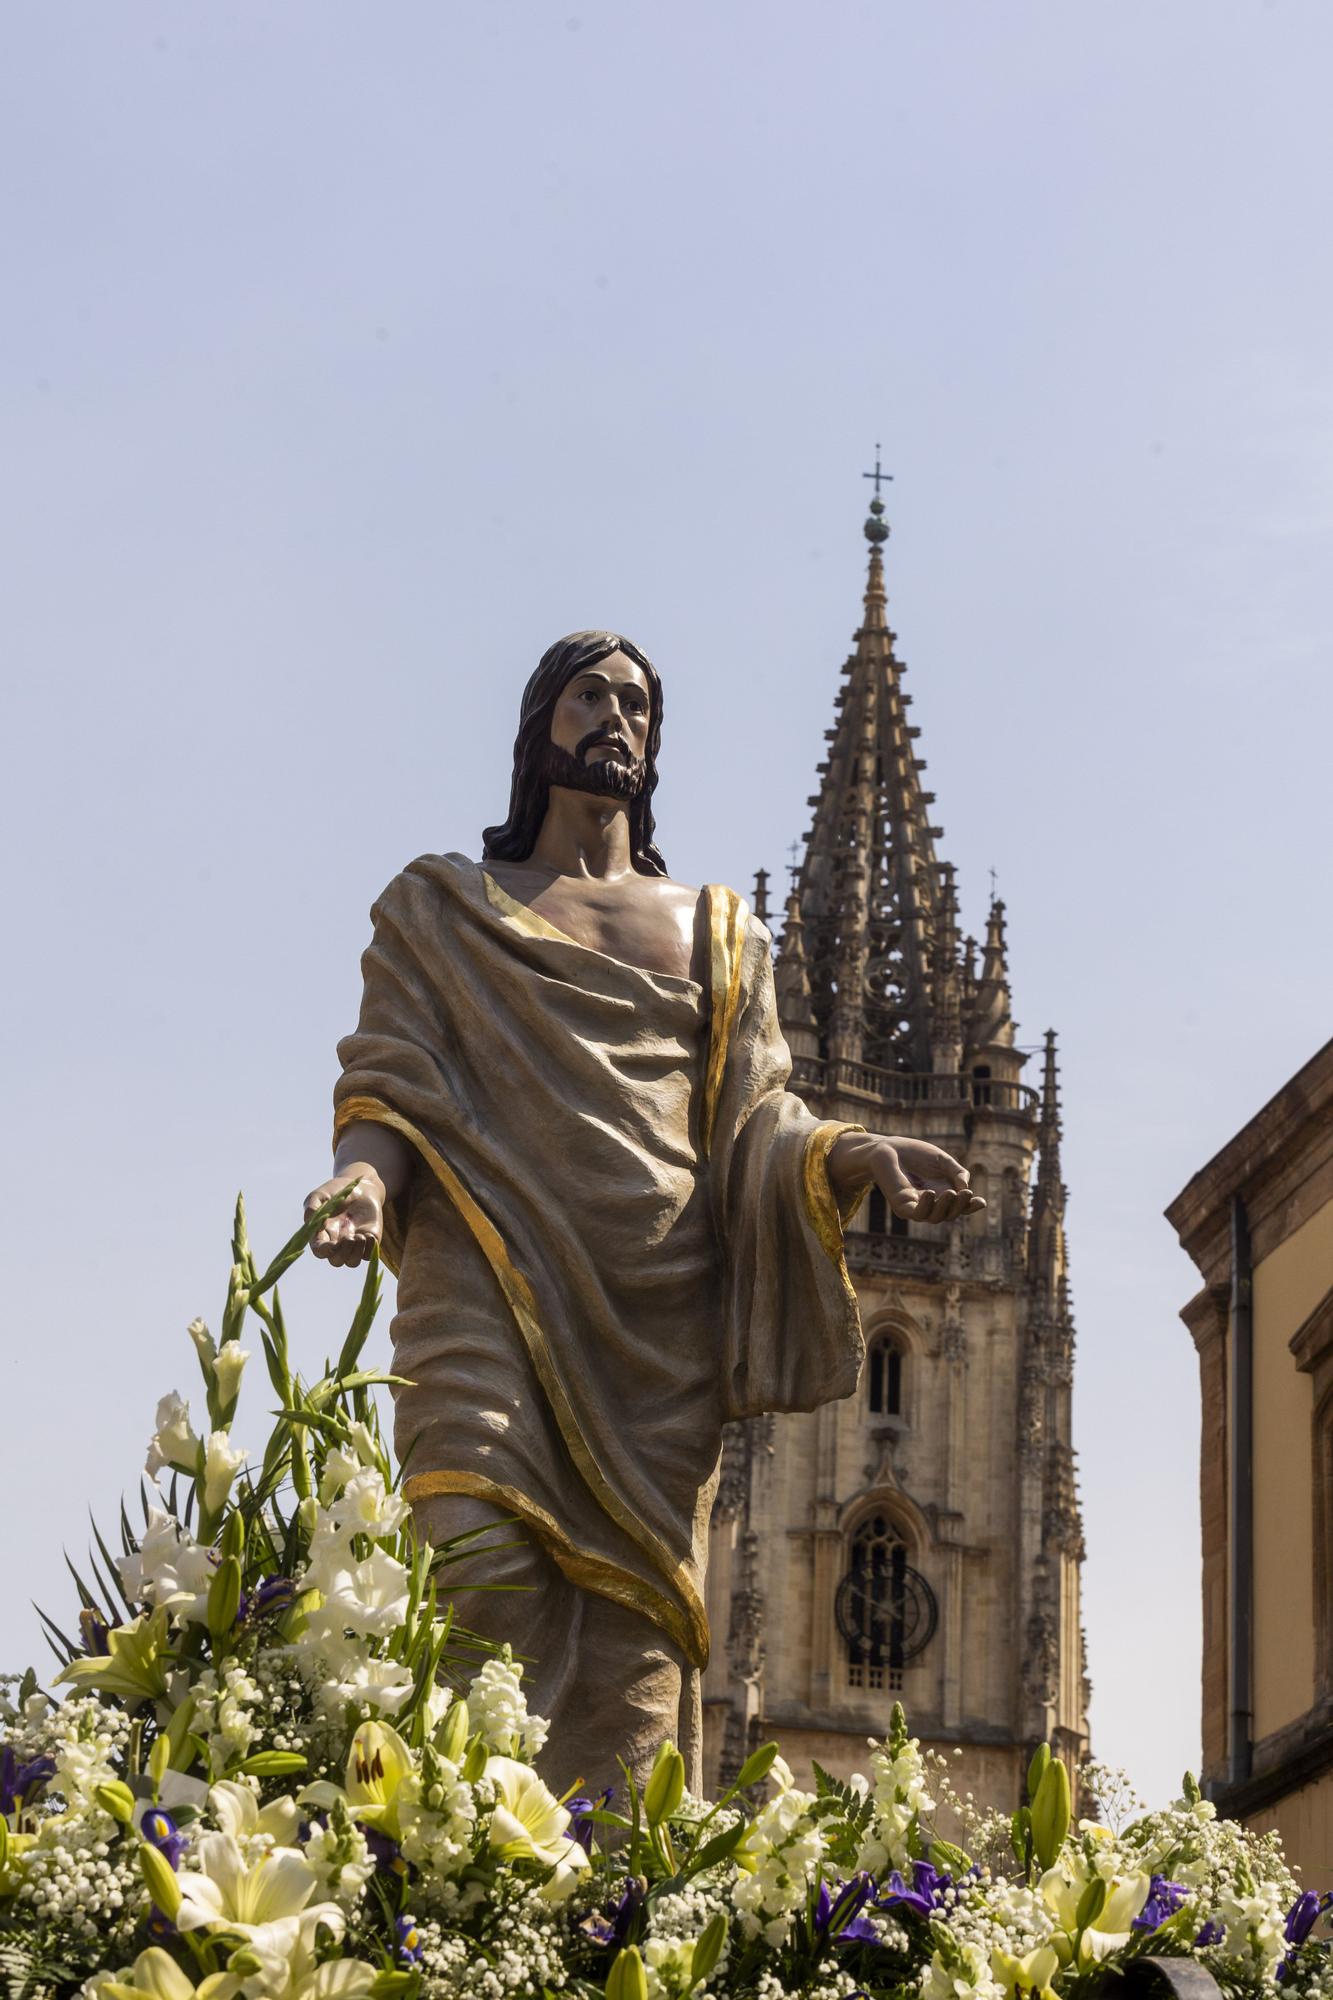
[541,733,647,800]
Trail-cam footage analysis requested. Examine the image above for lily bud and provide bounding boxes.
[237,1749,308,1777]
[605,1946,648,2000]
[94,1780,136,1825]
[643,1742,685,1828]
[733,1741,778,1792]
[462,1733,489,1784]
[1030,1757,1071,1872]
[207,1554,242,1643]
[139,1840,182,1921]
[148,1733,172,1795]
[691,1911,727,1984]
[437,1698,469,1764]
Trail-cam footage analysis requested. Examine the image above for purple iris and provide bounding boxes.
[1195,1920,1224,1947]
[1284,1890,1332,1946]
[78,1608,111,1656]
[362,1823,410,1878]
[395,1914,425,1965]
[565,1785,614,1855]
[815,1874,880,1945]
[141,1807,188,1871]
[881,1861,951,1920]
[1134,1876,1188,1932]
[237,1576,298,1624]
[0,1746,55,1816]
[579,1875,646,1950]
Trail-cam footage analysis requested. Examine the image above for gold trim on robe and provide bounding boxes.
[802,1120,869,1318]
[702,886,748,1158]
[401,1467,698,1662]
[333,1091,711,1669]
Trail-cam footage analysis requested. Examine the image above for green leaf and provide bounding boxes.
[683,1817,747,1879]
[335,1250,383,1380]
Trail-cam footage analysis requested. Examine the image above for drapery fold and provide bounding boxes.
[333,853,863,1668]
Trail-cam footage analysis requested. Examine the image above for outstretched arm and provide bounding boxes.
[826,1131,985,1225]
[304,1119,415,1267]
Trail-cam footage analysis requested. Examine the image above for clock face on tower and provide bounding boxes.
[836,1514,938,1675]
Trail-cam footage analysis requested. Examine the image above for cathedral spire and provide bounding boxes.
[965,896,1017,1056]
[790,464,946,1075]
[1029,1028,1068,1303]
[774,890,819,1058]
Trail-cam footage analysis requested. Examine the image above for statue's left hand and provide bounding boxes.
[826,1132,987,1225]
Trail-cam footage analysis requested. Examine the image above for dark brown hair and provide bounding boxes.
[482,630,667,875]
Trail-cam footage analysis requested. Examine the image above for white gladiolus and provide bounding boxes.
[335,1467,408,1539]
[213,1341,249,1408]
[117,1508,217,1622]
[145,1393,201,1481]
[201,1430,247,1514]
[305,1545,410,1640]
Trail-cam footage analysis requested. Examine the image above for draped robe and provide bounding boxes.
[333,853,865,1684]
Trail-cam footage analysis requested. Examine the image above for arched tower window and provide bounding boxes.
[867,1186,909,1238]
[866,1333,904,1418]
[836,1513,938,1693]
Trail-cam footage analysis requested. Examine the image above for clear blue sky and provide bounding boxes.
[6,1,1331,1806]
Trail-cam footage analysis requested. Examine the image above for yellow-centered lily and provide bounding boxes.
[301,1719,415,1842]
[485,1755,591,1900]
[56,1607,172,1705]
[992,1944,1061,1999]
[1040,1850,1151,1964]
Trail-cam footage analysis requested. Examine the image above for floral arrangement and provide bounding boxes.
[1,1197,1329,2000]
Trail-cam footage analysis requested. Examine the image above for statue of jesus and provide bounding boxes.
[305,630,982,1794]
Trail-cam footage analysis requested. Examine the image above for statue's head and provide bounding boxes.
[482,630,667,876]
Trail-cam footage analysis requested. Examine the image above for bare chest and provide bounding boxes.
[485,866,703,983]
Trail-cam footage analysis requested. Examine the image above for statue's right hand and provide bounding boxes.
[304,1169,385,1267]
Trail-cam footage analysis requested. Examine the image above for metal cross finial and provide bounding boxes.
[989,865,999,903]
[862,444,894,498]
[787,839,802,891]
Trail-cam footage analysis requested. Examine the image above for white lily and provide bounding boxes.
[486,1754,591,1893]
[301,1720,416,1840]
[175,1832,344,1957]
[145,1393,201,1481]
[1040,1857,1151,1963]
[210,1778,303,1848]
[992,1943,1061,1999]
[101,1946,239,2000]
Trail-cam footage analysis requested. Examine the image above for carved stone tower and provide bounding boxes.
[702,477,1090,1804]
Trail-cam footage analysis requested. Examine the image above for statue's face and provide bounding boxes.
[548,651,652,780]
